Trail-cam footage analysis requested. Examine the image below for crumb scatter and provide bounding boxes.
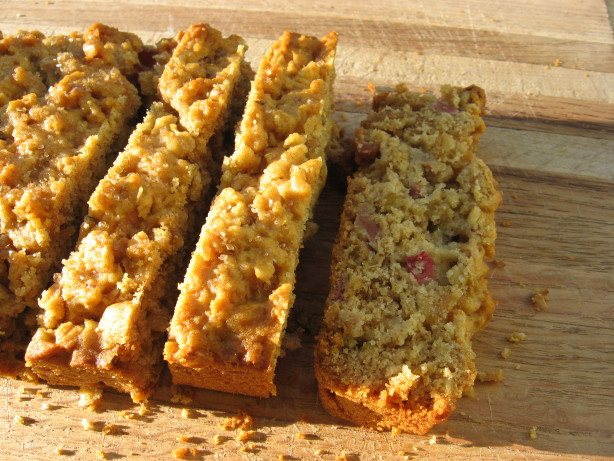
[531,289,550,311]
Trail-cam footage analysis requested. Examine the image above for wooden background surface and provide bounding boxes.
[1,1,613,459]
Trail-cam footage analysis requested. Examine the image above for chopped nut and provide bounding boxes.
[96,451,107,460]
[507,332,527,343]
[213,435,224,445]
[54,447,69,455]
[429,435,438,444]
[13,415,27,425]
[40,402,51,411]
[531,289,550,311]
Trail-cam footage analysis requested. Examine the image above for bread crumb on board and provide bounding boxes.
[181,408,197,419]
[119,410,136,420]
[477,369,505,383]
[81,418,97,431]
[170,386,194,405]
[501,347,512,360]
[492,259,506,268]
[176,435,196,443]
[13,415,25,425]
[138,403,150,416]
[282,330,302,352]
[463,386,477,398]
[102,423,121,435]
[239,442,258,453]
[236,429,258,442]
[78,386,103,411]
[529,426,538,440]
[171,447,200,459]
[221,410,254,431]
[531,289,550,311]
[507,332,527,343]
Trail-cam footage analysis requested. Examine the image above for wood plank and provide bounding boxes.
[2,1,614,72]
[0,2,613,459]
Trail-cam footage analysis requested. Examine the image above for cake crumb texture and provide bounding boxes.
[315,84,501,434]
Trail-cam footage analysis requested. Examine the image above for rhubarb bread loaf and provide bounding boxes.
[164,30,337,397]
[25,24,248,401]
[315,84,501,434]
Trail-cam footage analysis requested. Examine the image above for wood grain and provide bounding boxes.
[1,1,613,459]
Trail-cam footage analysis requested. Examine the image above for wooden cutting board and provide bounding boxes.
[1,1,613,459]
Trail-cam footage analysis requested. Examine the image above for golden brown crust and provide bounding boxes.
[315,84,501,433]
[165,30,338,397]
[24,24,248,401]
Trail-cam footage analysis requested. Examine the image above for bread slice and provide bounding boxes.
[24,24,248,402]
[0,24,144,379]
[315,84,501,434]
[164,30,338,397]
